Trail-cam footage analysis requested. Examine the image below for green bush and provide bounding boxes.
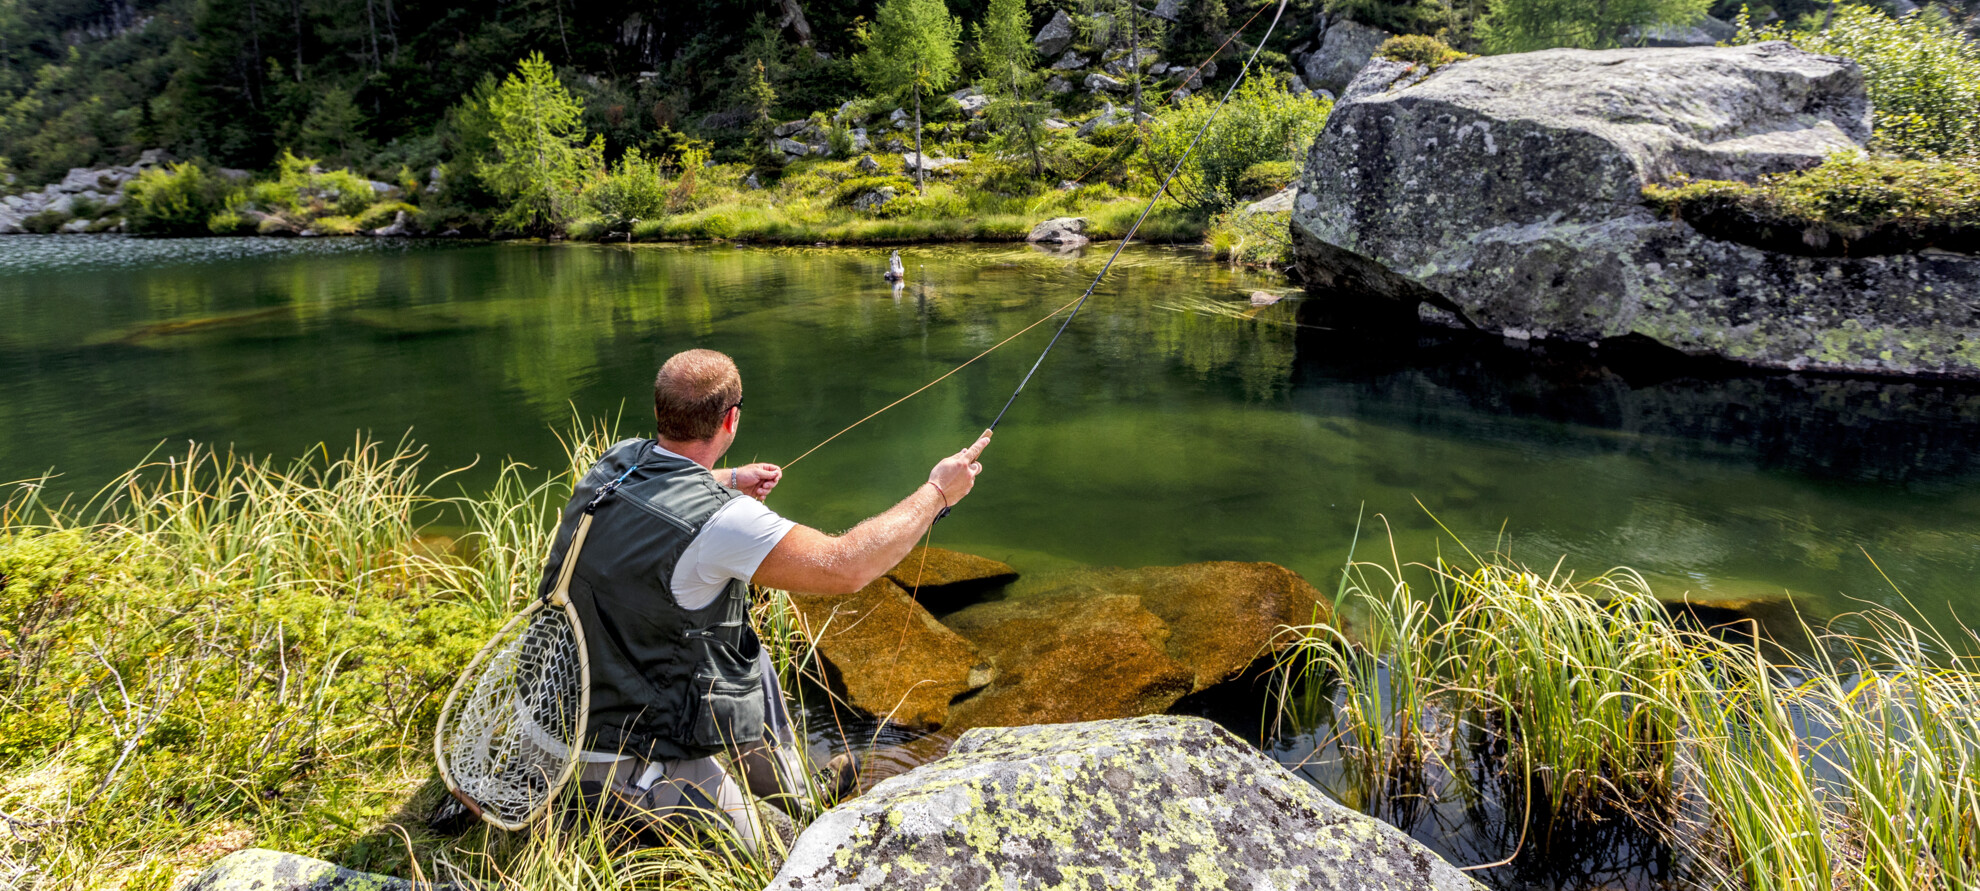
[123,162,238,237]
[20,210,70,233]
[310,215,361,236]
[355,200,419,230]
[249,151,380,218]
[1206,208,1294,267]
[206,208,253,235]
[1236,161,1295,198]
[582,147,670,227]
[1477,0,1711,52]
[1375,34,1476,69]
[833,174,917,207]
[1735,5,1980,162]
[1643,154,1980,254]
[1142,76,1331,210]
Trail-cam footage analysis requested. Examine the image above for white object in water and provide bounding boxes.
[885,250,905,282]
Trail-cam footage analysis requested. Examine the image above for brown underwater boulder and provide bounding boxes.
[790,576,993,731]
[883,546,1019,614]
[941,561,1331,730]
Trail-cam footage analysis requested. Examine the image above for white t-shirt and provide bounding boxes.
[652,445,797,610]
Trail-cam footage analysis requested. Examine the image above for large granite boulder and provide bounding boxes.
[1034,9,1076,57]
[182,849,436,891]
[1301,19,1394,94]
[1291,42,1980,378]
[765,715,1480,891]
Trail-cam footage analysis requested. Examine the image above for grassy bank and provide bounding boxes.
[6,434,1975,890]
[1276,534,1980,890]
[0,432,825,891]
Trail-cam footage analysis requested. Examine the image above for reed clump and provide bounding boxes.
[1276,539,1980,890]
[0,431,821,891]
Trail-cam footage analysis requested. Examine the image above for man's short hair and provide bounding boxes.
[654,350,742,442]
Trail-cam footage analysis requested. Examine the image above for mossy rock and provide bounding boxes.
[766,715,1482,891]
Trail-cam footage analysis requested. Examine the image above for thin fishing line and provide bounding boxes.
[988,0,1292,432]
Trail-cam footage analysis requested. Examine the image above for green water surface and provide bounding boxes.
[4,234,1979,631]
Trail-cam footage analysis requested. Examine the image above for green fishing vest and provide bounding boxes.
[538,438,767,762]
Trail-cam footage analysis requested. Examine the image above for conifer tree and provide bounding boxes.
[857,0,962,195]
[974,0,1047,178]
[747,58,779,169]
[481,52,602,234]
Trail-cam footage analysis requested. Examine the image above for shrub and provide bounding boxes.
[1643,154,1980,254]
[1375,34,1475,69]
[1477,0,1711,52]
[582,148,670,227]
[20,210,70,233]
[247,152,380,218]
[355,200,419,231]
[1206,207,1294,266]
[1142,76,1331,210]
[833,174,917,207]
[1734,5,1980,162]
[206,208,253,235]
[123,162,238,237]
[1237,161,1295,198]
[310,215,361,235]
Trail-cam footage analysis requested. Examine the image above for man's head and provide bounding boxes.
[654,349,742,446]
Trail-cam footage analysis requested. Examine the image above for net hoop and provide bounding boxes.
[435,519,595,831]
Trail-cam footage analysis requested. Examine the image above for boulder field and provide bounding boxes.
[1291,42,1980,379]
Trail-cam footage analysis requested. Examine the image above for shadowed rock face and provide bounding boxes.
[765,716,1482,891]
[1291,42,1980,379]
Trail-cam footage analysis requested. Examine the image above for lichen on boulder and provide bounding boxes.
[765,715,1482,891]
[182,848,437,891]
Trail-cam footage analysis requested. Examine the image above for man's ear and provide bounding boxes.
[723,406,739,434]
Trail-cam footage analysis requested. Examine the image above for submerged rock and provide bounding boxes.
[791,575,993,731]
[940,561,1328,729]
[183,848,437,891]
[765,715,1480,891]
[1291,41,1980,378]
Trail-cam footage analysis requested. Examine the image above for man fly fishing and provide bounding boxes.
[546,348,990,851]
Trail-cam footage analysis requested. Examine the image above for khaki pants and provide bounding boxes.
[575,650,806,853]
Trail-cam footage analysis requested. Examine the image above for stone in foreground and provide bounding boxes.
[184,848,435,891]
[1291,42,1980,378]
[766,715,1480,891]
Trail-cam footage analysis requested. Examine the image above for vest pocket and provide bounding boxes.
[677,626,766,751]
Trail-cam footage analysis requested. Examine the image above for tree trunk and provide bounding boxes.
[554,0,571,59]
[291,0,303,78]
[363,0,381,72]
[1012,64,1043,179]
[774,0,814,46]
[913,87,925,195]
[246,0,263,103]
[383,0,399,62]
[1129,0,1142,123]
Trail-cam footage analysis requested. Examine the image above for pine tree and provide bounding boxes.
[747,58,779,169]
[298,86,370,167]
[481,52,602,234]
[974,0,1047,178]
[856,0,962,195]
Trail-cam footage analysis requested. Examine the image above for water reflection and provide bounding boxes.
[3,236,1977,628]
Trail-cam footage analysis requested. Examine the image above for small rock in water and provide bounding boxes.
[1250,290,1284,305]
[1027,216,1089,246]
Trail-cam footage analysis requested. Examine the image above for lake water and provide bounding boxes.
[7,234,1980,887]
[6,235,1978,632]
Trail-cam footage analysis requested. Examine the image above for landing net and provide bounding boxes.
[436,604,586,829]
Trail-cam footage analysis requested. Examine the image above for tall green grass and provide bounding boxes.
[1275,535,1980,890]
[0,431,823,891]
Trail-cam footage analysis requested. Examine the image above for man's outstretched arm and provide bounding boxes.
[752,430,991,595]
